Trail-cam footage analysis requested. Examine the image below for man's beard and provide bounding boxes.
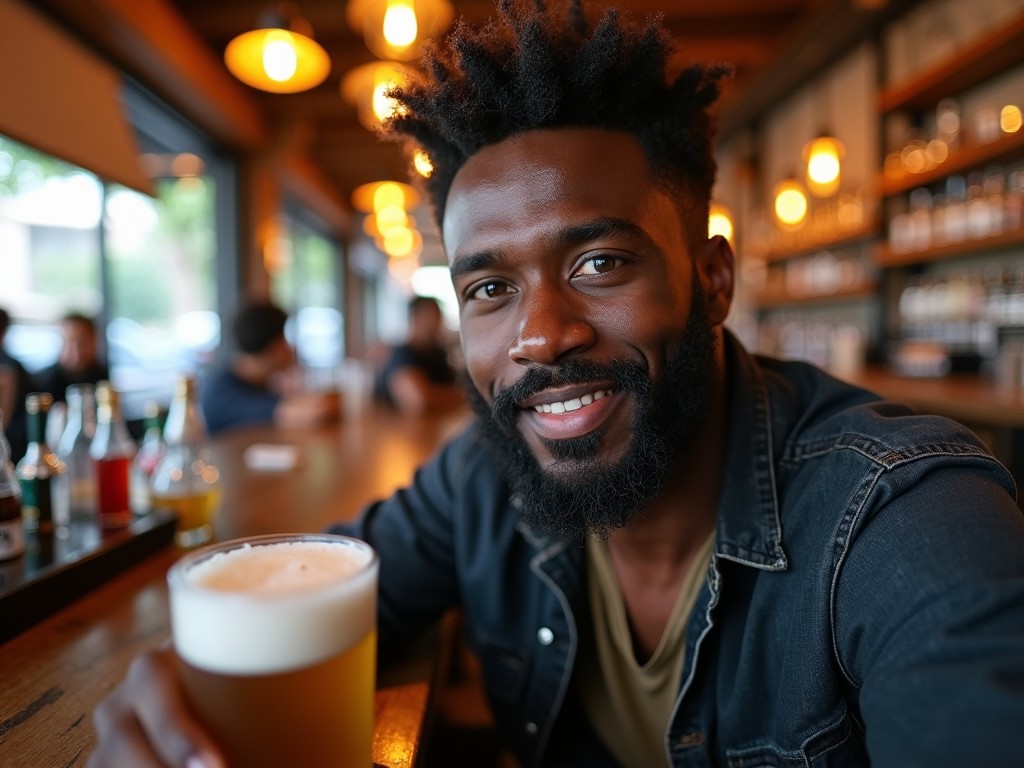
[465,285,718,543]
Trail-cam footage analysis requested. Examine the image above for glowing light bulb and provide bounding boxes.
[708,203,733,243]
[1001,104,1022,134]
[372,75,401,123]
[383,0,418,50]
[774,179,808,227]
[413,149,434,178]
[803,136,844,197]
[373,181,407,211]
[262,31,298,82]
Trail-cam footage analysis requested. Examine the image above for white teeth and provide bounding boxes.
[533,389,610,414]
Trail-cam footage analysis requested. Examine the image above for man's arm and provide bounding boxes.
[835,458,1024,766]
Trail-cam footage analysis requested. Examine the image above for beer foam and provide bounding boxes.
[171,540,378,675]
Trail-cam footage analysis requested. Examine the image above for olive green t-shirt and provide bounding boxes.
[573,532,715,768]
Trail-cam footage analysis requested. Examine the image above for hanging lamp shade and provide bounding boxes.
[225,3,331,94]
[341,61,414,130]
[346,0,454,61]
[803,134,844,197]
[351,180,420,213]
[773,177,808,228]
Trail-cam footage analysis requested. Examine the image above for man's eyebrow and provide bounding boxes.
[449,250,506,282]
[555,217,649,247]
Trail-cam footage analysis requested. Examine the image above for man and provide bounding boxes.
[375,295,465,415]
[35,312,109,403]
[201,300,340,434]
[0,308,36,461]
[89,2,1024,767]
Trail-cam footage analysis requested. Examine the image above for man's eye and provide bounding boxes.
[469,281,511,300]
[575,255,620,276]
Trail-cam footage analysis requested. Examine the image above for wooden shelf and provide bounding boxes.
[876,226,1024,267]
[753,283,877,309]
[763,225,879,264]
[880,130,1024,197]
[879,12,1024,113]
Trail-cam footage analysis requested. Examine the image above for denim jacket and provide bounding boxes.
[336,336,1024,767]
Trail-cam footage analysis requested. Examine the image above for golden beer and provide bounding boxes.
[168,534,379,768]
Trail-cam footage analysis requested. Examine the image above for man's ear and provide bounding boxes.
[699,235,735,326]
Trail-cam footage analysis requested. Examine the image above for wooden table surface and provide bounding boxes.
[0,404,472,768]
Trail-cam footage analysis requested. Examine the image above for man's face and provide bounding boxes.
[60,320,98,373]
[443,128,733,539]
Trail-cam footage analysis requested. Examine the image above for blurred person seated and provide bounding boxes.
[374,295,465,416]
[35,312,109,404]
[202,301,340,435]
[0,307,37,461]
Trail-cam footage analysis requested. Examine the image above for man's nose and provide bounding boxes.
[508,287,596,366]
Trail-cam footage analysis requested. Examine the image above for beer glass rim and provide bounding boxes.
[167,532,378,599]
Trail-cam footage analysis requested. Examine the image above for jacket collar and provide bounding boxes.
[714,333,788,571]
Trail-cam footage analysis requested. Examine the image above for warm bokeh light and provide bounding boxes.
[1001,104,1022,134]
[380,225,423,259]
[224,20,330,93]
[375,205,409,236]
[708,203,733,243]
[803,135,844,196]
[383,0,418,49]
[413,149,434,178]
[347,0,453,61]
[773,179,808,227]
[340,62,412,130]
[351,180,419,213]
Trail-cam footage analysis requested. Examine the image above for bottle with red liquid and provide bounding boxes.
[89,382,136,529]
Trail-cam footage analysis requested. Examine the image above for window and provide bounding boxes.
[0,82,237,419]
[271,205,345,371]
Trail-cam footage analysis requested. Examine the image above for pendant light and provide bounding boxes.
[803,134,845,197]
[346,0,454,61]
[340,61,414,130]
[225,3,330,94]
[773,176,808,228]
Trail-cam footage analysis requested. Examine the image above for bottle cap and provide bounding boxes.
[25,392,54,415]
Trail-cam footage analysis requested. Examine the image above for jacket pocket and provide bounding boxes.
[470,628,529,707]
[726,713,867,768]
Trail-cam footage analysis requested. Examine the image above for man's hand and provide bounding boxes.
[88,646,225,768]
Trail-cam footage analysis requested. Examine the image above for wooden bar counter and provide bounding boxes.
[0,404,471,768]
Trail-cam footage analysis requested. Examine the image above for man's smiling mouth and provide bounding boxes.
[531,388,611,414]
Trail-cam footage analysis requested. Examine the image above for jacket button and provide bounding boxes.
[537,627,554,645]
[525,722,538,735]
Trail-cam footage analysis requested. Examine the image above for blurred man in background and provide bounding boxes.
[35,312,108,404]
[201,300,340,434]
[375,295,465,416]
[0,307,36,461]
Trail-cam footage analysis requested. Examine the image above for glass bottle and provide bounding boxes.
[0,411,25,561]
[16,393,68,535]
[57,383,97,519]
[150,376,220,547]
[89,382,136,529]
[130,401,165,515]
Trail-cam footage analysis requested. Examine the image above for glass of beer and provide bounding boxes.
[167,533,378,768]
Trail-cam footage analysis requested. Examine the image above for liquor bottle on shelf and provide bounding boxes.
[130,401,164,515]
[0,412,25,561]
[16,393,68,535]
[89,382,135,529]
[56,383,96,519]
[150,375,220,548]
